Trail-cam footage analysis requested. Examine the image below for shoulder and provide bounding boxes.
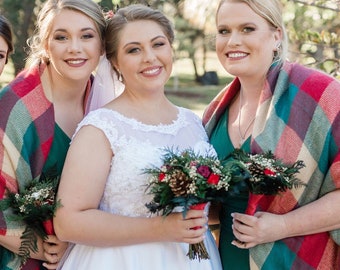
[284,61,339,95]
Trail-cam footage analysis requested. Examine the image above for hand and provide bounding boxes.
[159,209,208,244]
[42,235,69,269]
[231,211,288,249]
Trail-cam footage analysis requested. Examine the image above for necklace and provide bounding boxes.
[238,91,256,146]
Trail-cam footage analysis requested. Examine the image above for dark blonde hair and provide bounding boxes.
[0,15,13,64]
[105,4,174,75]
[27,0,106,65]
[216,0,288,64]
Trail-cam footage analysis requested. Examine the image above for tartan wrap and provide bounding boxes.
[0,64,53,269]
[202,61,340,269]
[0,64,92,269]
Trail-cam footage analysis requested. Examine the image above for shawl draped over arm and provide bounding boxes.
[203,61,340,269]
[0,65,54,269]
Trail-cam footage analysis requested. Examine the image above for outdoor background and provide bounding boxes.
[0,0,339,116]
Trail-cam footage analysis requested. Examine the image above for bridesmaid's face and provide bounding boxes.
[0,35,9,76]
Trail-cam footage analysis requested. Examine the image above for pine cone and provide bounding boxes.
[248,163,264,182]
[169,169,192,197]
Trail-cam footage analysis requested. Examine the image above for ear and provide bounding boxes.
[273,27,282,49]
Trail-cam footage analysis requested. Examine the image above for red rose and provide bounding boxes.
[264,168,276,176]
[207,173,220,185]
[159,172,166,181]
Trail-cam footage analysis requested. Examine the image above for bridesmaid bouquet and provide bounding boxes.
[0,172,61,264]
[232,149,305,215]
[144,147,240,261]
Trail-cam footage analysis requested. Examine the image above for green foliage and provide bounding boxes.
[0,171,61,265]
[231,149,306,195]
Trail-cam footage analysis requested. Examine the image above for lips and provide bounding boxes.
[141,66,162,76]
[226,52,248,59]
[65,59,86,66]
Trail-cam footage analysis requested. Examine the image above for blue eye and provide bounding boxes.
[82,33,94,39]
[54,35,68,41]
[242,27,255,33]
[127,47,140,54]
[218,29,230,35]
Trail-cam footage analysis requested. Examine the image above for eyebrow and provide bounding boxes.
[53,27,97,33]
[123,35,166,49]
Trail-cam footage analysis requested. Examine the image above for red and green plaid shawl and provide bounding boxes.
[203,61,340,269]
[0,64,92,269]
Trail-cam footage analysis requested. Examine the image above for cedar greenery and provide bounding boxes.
[144,147,240,261]
[0,172,61,265]
[232,149,306,195]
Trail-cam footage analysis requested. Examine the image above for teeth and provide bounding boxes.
[68,60,84,64]
[143,68,159,74]
[228,52,247,58]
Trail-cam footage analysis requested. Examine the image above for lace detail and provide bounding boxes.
[73,107,213,217]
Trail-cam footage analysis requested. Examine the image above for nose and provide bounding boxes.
[227,31,241,47]
[68,38,81,53]
[143,47,156,63]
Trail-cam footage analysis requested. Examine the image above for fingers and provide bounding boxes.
[231,212,258,248]
[42,235,69,268]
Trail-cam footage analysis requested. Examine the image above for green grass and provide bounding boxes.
[165,74,233,117]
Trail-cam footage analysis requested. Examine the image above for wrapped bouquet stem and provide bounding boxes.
[187,202,210,260]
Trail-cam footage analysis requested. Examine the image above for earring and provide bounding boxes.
[116,69,123,82]
[273,42,281,61]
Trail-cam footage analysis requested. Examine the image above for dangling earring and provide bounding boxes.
[273,42,281,62]
[116,68,123,82]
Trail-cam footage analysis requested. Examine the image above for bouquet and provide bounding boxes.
[144,147,239,261]
[232,149,306,215]
[0,172,61,265]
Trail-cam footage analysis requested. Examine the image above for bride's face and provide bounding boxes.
[114,20,173,94]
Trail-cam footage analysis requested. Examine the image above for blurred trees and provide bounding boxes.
[0,0,339,79]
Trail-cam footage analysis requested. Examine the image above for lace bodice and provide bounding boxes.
[74,107,214,217]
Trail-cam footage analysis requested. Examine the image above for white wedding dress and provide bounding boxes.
[59,107,222,270]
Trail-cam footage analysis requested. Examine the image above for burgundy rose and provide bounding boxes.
[197,165,211,178]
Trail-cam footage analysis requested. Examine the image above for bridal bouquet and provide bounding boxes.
[144,147,239,261]
[0,172,61,264]
[232,149,305,215]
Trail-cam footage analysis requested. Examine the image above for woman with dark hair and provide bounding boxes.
[0,15,13,76]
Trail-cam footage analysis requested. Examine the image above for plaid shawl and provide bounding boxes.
[203,61,340,269]
[0,64,92,269]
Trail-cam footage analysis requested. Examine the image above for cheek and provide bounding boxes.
[0,61,5,76]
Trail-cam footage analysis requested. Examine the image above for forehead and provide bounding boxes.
[217,2,269,26]
[51,9,97,32]
[119,20,166,45]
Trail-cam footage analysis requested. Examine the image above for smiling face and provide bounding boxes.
[46,9,102,83]
[0,36,9,76]
[113,20,173,95]
[216,2,281,81]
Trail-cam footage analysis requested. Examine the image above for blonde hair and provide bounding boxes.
[27,0,106,66]
[216,0,288,65]
[105,4,174,76]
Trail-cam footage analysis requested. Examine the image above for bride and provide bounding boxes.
[54,4,222,270]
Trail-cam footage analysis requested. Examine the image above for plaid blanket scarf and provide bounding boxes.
[0,64,91,269]
[203,61,340,269]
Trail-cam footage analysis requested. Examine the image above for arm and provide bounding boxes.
[231,189,340,248]
[54,125,207,247]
